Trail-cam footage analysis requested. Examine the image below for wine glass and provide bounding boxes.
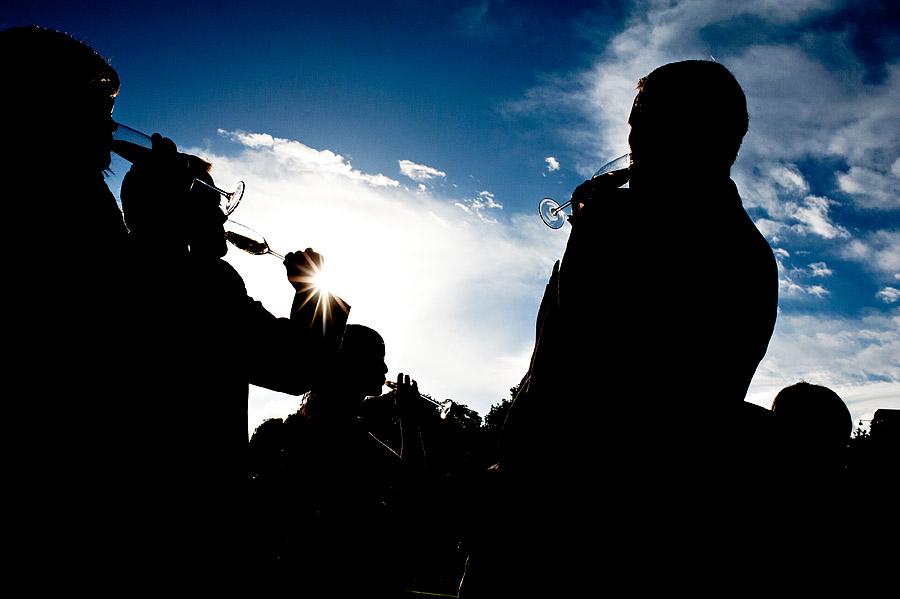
[224,220,284,260]
[111,122,245,216]
[383,380,454,419]
[539,153,631,229]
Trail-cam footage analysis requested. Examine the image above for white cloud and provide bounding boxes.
[771,164,810,197]
[822,63,900,165]
[778,274,830,300]
[738,165,850,241]
[840,230,900,281]
[805,284,829,298]
[876,287,900,304]
[398,159,447,183]
[809,262,832,277]
[836,165,900,211]
[217,129,399,188]
[741,0,835,23]
[755,218,788,243]
[774,259,843,305]
[750,311,900,388]
[789,195,850,240]
[778,277,805,297]
[746,311,900,424]
[477,190,502,208]
[545,157,560,172]
[187,132,567,434]
[456,190,503,222]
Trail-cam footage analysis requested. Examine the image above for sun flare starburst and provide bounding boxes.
[311,268,332,297]
[287,252,349,335]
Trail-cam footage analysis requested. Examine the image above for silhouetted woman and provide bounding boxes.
[255,324,437,596]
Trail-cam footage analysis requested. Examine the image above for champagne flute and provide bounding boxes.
[224,220,284,260]
[539,153,631,229]
[111,122,245,215]
[383,380,454,419]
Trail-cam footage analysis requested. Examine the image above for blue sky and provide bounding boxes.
[6,1,898,434]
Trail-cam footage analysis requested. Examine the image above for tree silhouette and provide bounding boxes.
[484,385,517,433]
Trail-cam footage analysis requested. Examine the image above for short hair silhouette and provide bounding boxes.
[1,25,119,130]
[628,60,748,174]
[0,25,119,98]
[772,381,852,452]
[339,324,385,366]
[1,25,120,176]
[301,324,387,419]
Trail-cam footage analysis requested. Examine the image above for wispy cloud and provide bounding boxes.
[809,262,832,277]
[398,159,447,183]
[218,129,399,188]
[455,190,503,222]
[876,287,900,304]
[746,310,900,425]
[841,230,900,282]
[836,166,900,211]
[545,157,560,172]
[789,195,851,240]
[776,260,835,300]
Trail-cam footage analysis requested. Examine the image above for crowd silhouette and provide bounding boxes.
[3,25,896,597]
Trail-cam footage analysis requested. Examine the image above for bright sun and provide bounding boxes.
[312,268,332,296]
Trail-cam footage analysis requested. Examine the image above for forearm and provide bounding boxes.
[397,417,427,469]
[290,288,350,351]
[240,296,337,395]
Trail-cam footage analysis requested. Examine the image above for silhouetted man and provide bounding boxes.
[2,25,132,587]
[0,23,348,590]
[463,61,778,597]
[119,136,350,589]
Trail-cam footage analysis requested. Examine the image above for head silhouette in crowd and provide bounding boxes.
[302,324,389,420]
[627,60,748,186]
[120,144,227,257]
[771,381,852,473]
[1,25,119,177]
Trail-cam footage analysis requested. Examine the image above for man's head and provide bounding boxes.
[121,146,227,257]
[184,172,229,257]
[0,26,119,174]
[628,60,748,182]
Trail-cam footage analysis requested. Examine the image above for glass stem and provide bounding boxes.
[191,177,231,198]
[552,199,573,215]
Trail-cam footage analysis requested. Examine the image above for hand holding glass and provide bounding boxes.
[539,153,630,229]
[111,122,245,216]
[384,379,454,419]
